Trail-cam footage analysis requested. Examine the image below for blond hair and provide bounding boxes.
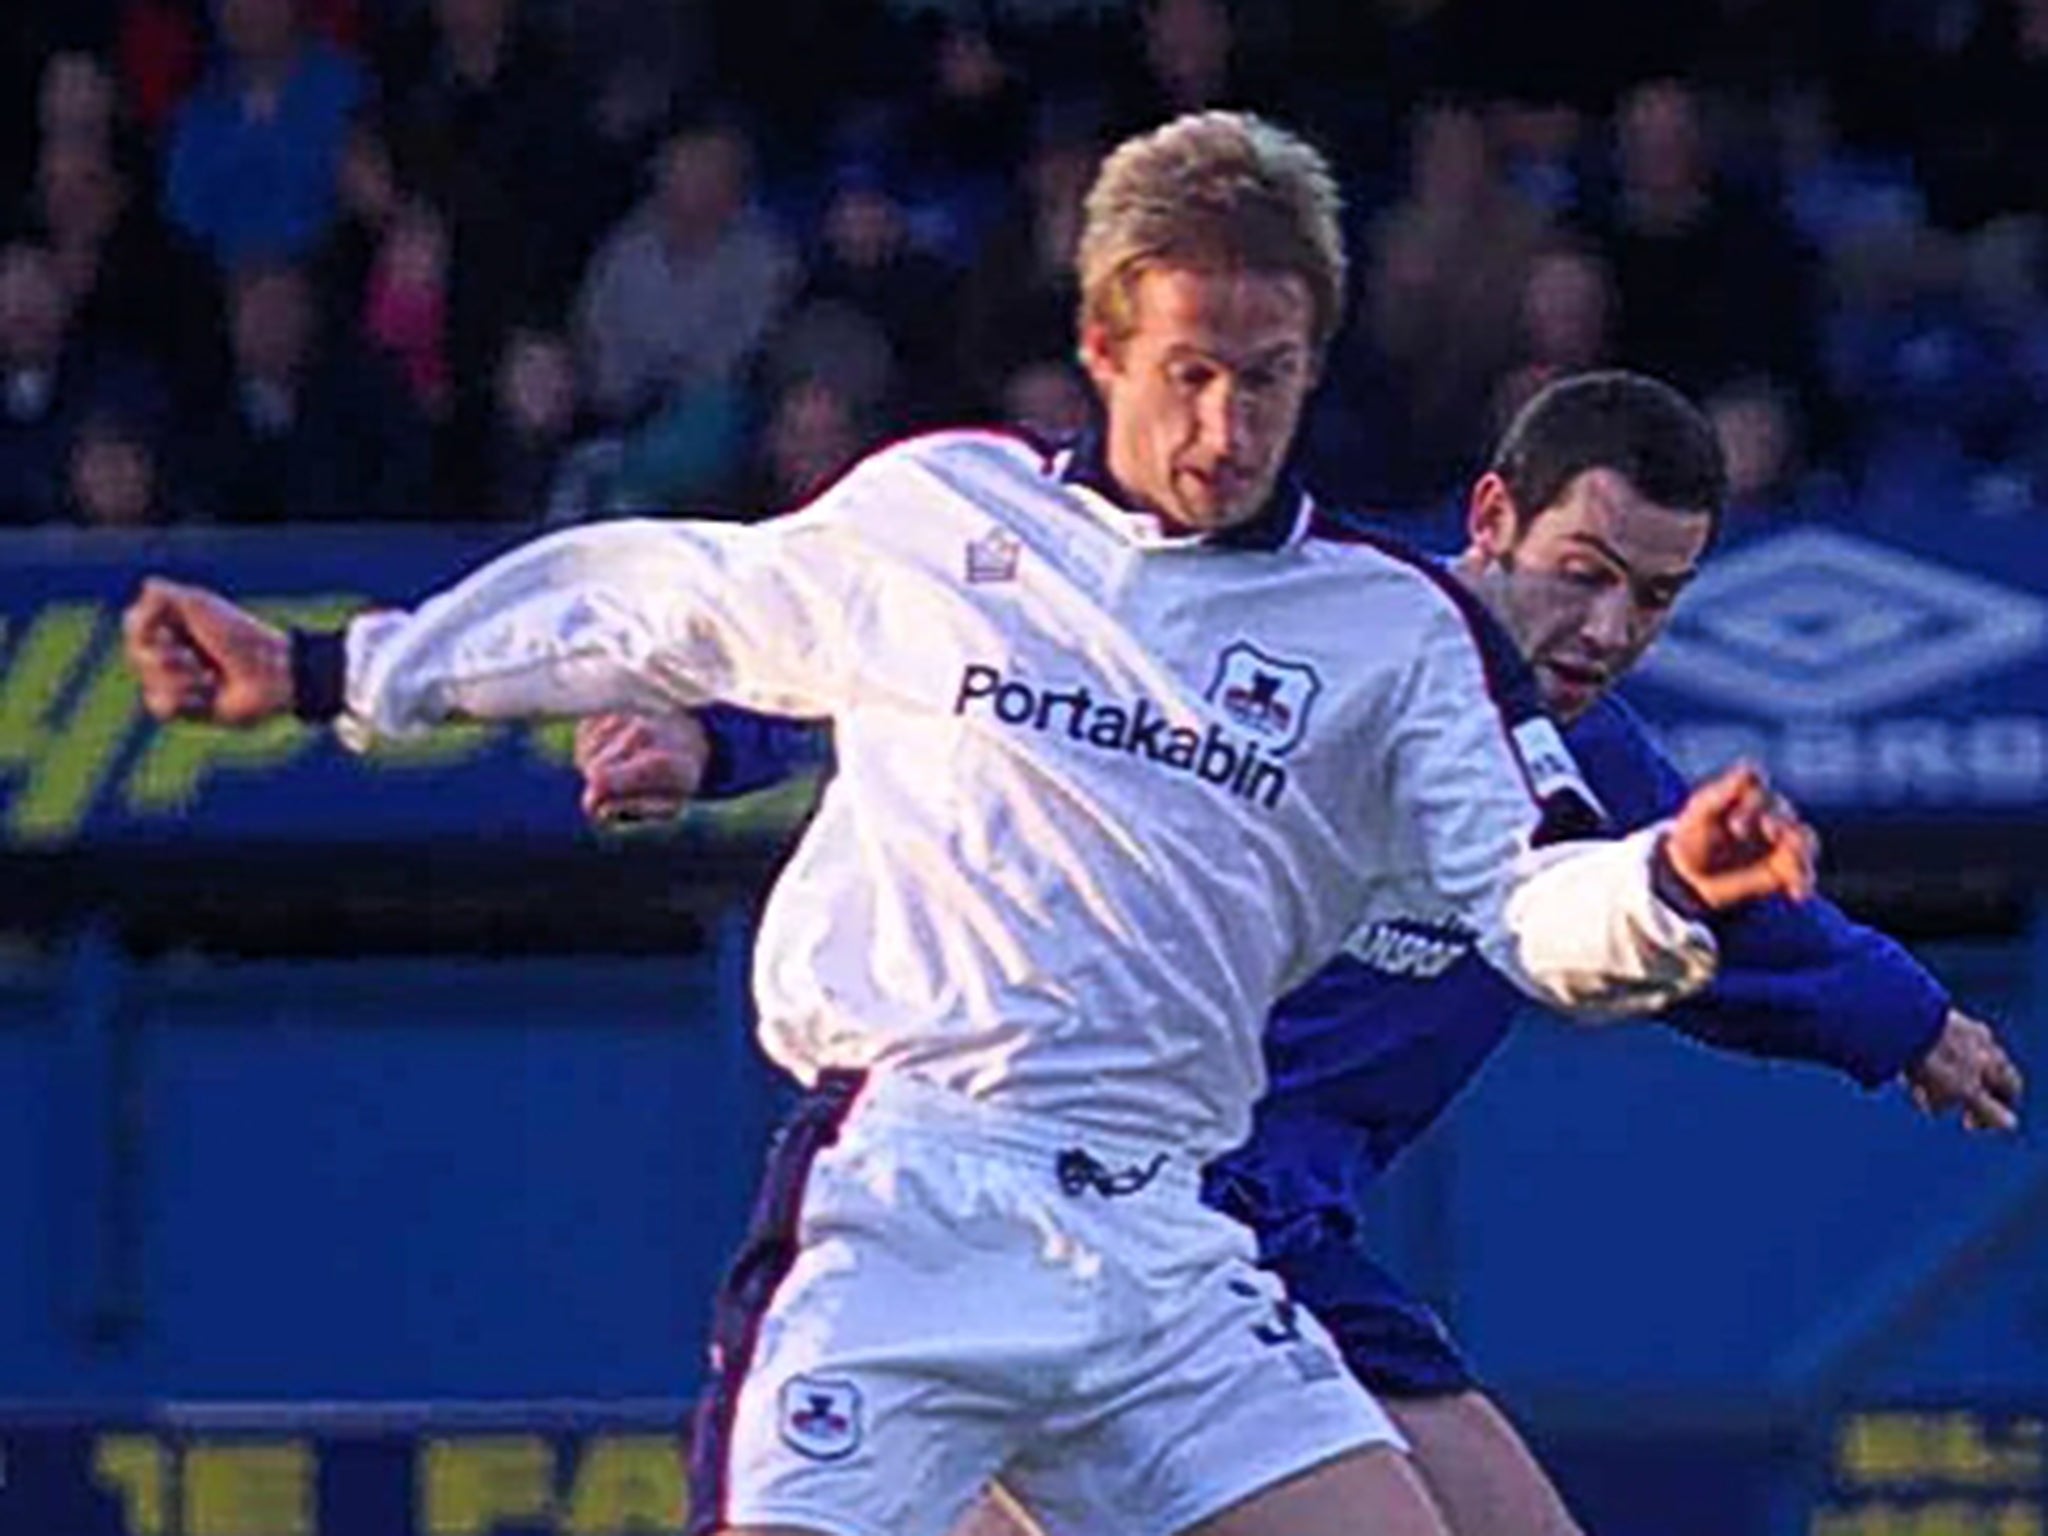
[1077,110,1348,354]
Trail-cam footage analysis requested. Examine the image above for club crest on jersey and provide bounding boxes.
[779,1375,863,1461]
[965,527,1021,584]
[1206,643,1321,756]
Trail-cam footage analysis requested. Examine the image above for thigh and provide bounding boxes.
[693,1114,1053,1536]
[1007,1245,1408,1536]
[1181,1442,1451,1536]
[1387,1391,1584,1536]
[1262,1231,1580,1535]
[945,1486,1044,1536]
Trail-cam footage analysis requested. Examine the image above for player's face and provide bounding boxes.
[1082,264,1318,533]
[1464,467,1710,721]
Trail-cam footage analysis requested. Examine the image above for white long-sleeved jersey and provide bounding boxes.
[334,429,1716,1157]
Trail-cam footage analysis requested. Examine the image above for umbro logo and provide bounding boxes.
[1635,529,2048,719]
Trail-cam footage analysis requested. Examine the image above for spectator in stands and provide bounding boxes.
[0,241,79,523]
[1823,225,2017,514]
[1910,0,2048,234]
[1128,0,1235,119]
[951,108,1097,414]
[1705,374,1838,524]
[740,374,870,513]
[381,0,599,492]
[362,201,452,421]
[1492,240,1617,428]
[1360,102,1550,501]
[30,50,163,225]
[0,240,162,523]
[897,17,1033,202]
[999,356,1093,442]
[1491,98,1589,218]
[164,0,368,267]
[1969,220,2048,510]
[795,165,962,423]
[63,407,172,526]
[551,0,713,154]
[1774,85,1926,264]
[1584,77,1815,401]
[198,260,430,521]
[27,133,226,415]
[117,0,207,139]
[1099,0,1288,139]
[759,298,896,441]
[574,120,798,424]
[315,113,402,333]
[38,51,121,157]
[484,325,597,522]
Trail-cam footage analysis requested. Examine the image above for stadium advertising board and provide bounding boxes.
[7,1403,2042,1536]
[1622,523,2048,815]
[0,529,816,850]
[1813,1407,2046,1534]
[3,516,2046,850]
[0,1410,692,1535]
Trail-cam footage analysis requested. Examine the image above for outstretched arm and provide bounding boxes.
[1908,1011,2023,1131]
[1663,882,2022,1131]
[1574,698,2024,1131]
[126,508,870,740]
[1385,594,1813,1018]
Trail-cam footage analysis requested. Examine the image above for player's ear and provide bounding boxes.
[1078,320,1121,394]
[1467,472,1519,559]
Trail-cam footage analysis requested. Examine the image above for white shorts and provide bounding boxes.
[688,1071,1404,1536]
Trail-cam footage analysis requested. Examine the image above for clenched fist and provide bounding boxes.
[574,712,710,825]
[123,578,293,726]
[1663,762,1818,911]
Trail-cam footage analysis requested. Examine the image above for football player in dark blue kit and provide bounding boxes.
[575,371,2023,1536]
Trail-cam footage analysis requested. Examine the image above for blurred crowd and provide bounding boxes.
[6,0,2048,532]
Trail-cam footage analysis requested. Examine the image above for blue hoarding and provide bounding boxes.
[0,527,817,850]
[3,514,2045,852]
[1620,522,2048,816]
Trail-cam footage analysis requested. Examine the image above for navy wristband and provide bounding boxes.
[289,629,348,722]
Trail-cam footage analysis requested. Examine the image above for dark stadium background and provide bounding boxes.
[1,1,2043,1532]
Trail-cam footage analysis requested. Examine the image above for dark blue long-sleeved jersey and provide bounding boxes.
[1207,689,1948,1249]
[688,689,1948,1240]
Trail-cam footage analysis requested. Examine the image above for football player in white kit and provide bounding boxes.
[125,112,1816,1536]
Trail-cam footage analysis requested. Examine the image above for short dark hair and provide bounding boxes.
[1490,370,1727,540]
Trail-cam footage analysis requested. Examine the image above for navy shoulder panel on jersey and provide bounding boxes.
[1310,515,1607,842]
[1310,517,1546,722]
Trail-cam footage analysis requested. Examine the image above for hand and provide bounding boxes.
[1908,1009,2024,1132]
[574,712,709,826]
[1662,762,1818,911]
[122,578,292,726]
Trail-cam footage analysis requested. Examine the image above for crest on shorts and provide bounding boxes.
[1206,643,1321,756]
[779,1375,863,1461]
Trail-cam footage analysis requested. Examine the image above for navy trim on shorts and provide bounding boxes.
[687,1069,866,1536]
[1209,1179,1481,1402]
[1261,1226,1481,1400]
